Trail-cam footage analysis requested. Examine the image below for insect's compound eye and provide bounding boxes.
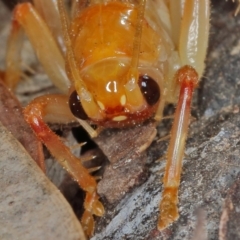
[69,90,89,120]
[138,75,160,106]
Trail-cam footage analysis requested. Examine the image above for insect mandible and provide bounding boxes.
[4,0,210,237]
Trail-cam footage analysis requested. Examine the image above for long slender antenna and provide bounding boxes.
[57,0,85,87]
[129,0,146,72]
[124,0,146,106]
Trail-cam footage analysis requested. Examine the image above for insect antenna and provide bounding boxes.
[57,0,85,88]
[130,0,146,72]
[124,0,146,107]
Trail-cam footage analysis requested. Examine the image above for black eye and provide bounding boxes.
[69,90,89,120]
[138,75,160,106]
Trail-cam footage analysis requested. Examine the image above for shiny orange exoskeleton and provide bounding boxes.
[5,0,210,237]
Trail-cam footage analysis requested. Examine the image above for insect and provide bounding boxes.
[4,0,210,237]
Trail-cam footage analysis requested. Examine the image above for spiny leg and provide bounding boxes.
[158,66,198,229]
[158,0,210,230]
[24,94,104,236]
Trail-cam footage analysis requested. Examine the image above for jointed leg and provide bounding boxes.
[24,94,104,236]
[5,17,24,89]
[158,0,210,230]
[5,3,70,92]
[158,66,198,229]
[168,0,182,47]
[179,0,210,77]
[33,0,65,52]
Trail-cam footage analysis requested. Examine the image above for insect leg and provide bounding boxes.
[5,3,70,92]
[179,0,210,77]
[168,0,182,47]
[158,65,198,230]
[24,94,104,236]
[4,13,24,89]
[32,0,65,53]
[158,0,210,230]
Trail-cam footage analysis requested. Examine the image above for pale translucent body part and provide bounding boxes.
[5,24,24,89]
[149,2,172,54]
[125,0,146,108]
[0,122,86,240]
[33,0,66,53]
[145,0,175,61]
[144,0,182,105]
[41,94,75,124]
[77,119,98,138]
[169,0,182,48]
[14,3,70,93]
[149,0,172,39]
[179,0,210,77]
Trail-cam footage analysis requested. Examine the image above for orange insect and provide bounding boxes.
[4,0,210,237]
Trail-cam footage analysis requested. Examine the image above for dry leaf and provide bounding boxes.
[0,122,86,240]
[0,80,44,169]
